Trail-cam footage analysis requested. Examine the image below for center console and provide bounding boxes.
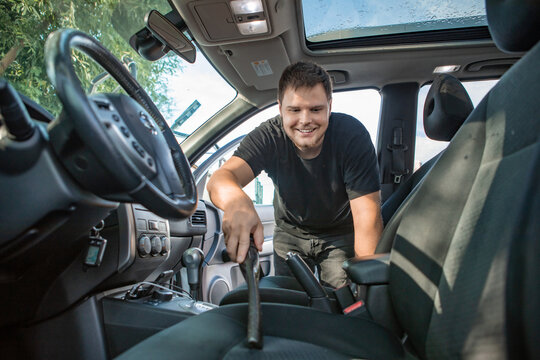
[102,284,217,357]
[99,201,212,357]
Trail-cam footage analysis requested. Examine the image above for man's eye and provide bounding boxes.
[312,108,322,112]
[289,109,300,112]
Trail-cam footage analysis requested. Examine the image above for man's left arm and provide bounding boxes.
[350,191,383,257]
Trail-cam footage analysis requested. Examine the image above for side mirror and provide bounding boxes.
[145,10,196,63]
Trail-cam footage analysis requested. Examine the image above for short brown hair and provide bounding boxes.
[278,61,332,103]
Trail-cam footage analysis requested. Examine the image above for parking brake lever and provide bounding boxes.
[239,238,262,349]
[286,252,334,313]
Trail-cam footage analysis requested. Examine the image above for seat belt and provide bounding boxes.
[381,120,411,203]
[387,123,409,185]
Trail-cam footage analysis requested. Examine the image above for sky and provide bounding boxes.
[159,51,237,135]
[302,0,486,41]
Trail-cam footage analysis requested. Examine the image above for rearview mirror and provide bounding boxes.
[145,10,196,63]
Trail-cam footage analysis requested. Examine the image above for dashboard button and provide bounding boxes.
[148,220,158,230]
[132,141,145,157]
[150,236,161,256]
[138,235,151,256]
[161,237,171,254]
[120,126,130,138]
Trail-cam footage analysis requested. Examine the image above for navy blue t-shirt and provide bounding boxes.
[233,112,379,238]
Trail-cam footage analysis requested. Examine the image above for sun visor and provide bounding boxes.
[221,37,290,91]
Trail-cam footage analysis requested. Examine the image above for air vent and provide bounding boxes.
[191,210,206,226]
[94,100,111,110]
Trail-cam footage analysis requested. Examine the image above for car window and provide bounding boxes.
[414,79,498,170]
[199,88,381,205]
[0,0,236,144]
[302,0,487,43]
[199,144,274,206]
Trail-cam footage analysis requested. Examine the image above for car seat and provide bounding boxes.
[116,0,540,357]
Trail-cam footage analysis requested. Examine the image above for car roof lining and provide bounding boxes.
[171,0,520,109]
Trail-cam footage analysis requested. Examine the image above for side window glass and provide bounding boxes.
[199,105,279,206]
[198,89,381,205]
[199,147,274,205]
[332,89,380,146]
[414,79,498,170]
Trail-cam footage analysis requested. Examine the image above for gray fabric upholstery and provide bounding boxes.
[115,304,405,360]
[390,40,540,358]
[486,0,540,52]
[505,150,540,359]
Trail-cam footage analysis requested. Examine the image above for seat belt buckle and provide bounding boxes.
[343,300,367,317]
[333,284,355,310]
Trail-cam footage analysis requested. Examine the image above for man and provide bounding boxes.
[207,61,382,287]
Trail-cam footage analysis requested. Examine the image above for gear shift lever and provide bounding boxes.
[182,248,204,300]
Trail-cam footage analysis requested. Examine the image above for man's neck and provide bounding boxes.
[295,141,324,160]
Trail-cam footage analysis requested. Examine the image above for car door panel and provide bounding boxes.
[199,199,275,305]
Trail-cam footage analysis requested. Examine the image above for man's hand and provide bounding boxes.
[222,197,264,263]
[207,156,264,263]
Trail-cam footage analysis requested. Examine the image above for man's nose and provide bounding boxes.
[298,110,311,124]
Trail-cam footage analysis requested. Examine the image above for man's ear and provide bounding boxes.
[328,98,332,114]
[278,100,282,114]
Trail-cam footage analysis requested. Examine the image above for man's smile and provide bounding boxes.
[296,128,316,134]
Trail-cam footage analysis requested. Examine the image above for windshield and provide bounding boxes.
[0,0,236,142]
[302,0,487,43]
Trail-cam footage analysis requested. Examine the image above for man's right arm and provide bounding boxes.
[206,156,264,263]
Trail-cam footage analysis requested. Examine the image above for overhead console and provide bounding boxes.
[175,0,295,46]
[190,0,271,42]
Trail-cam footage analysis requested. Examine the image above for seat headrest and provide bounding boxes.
[423,74,473,142]
[486,0,540,53]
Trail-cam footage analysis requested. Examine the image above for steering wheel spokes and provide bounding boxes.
[89,94,157,178]
[45,29,197,219]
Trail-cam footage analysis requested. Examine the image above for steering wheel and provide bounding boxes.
[44,29,197,219]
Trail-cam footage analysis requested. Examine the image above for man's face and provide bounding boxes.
[279,83,331,159]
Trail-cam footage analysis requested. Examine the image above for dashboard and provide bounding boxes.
[88,200,209,294]
[0,94,214,326]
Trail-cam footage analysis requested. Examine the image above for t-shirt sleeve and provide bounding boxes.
[232,122,273,177]
[343,124,380,200]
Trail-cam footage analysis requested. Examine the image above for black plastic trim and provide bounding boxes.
[307,27,492,51]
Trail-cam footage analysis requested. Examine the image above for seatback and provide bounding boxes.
[378,75,473,250]
[388,19,540,359]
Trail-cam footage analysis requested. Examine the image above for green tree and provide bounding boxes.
[0,0,182,117]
